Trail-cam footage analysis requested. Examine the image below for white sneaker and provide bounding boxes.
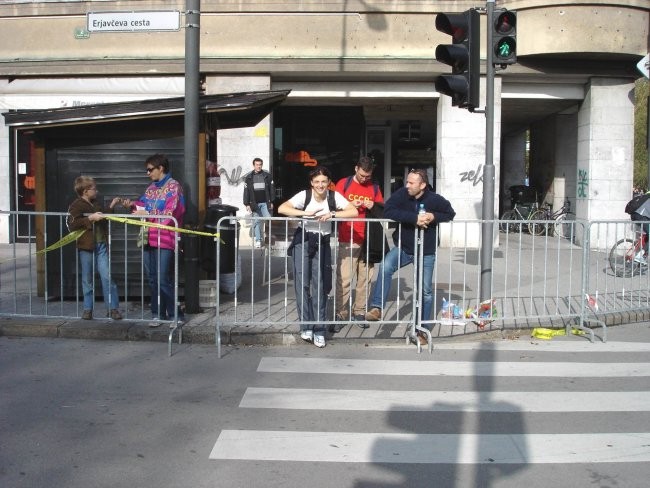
[313,333,326,348]
[300,329,313,342]
[254,241,262,249]
[634,251,647,265]
[148,320,161,328]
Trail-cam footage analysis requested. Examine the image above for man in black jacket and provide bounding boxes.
[243,157,274,248]
[365,169,455,340]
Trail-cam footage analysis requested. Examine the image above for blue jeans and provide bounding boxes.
[144,248,181,320]
[292,239,331,333]
[79,242,119,312]
[252,202,271,243]
[368,247,436,322]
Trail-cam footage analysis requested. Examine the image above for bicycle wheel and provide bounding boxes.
[527,209,550,236]
[500,210,519,233]
[553,213,573,240]
[608,238,641,277]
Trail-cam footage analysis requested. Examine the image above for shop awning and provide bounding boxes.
[1,89,290,129]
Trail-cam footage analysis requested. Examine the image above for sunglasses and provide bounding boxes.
[146,166,156,173]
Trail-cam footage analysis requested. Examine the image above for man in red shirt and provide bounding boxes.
[334,156,384,328]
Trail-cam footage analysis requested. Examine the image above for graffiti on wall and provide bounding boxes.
[218,166,247,186]
[577,168,588,198]
[459,164,484,187]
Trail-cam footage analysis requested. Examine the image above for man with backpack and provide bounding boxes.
[334,156,384,327]
[625,190,650,264]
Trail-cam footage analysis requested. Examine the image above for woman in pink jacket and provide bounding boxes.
[125,154,185,327]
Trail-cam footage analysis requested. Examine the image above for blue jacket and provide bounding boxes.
[384,187,455,255]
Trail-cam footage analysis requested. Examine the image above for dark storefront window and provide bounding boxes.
[272,106,363,207]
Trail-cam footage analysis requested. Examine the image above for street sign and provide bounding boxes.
[87,11,180,33]
[638,54,649,79]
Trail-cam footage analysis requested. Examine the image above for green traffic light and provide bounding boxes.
[495,37,516,60]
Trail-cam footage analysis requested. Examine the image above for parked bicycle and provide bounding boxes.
[527,199,574,238]
[609,225,648,277]
[499,201,539,233]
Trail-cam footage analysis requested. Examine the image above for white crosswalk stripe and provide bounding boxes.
[210,340,650,468]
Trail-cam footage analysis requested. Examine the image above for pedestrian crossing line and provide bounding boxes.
[240,387,650,412]
[430,341,650,353]
[258,357,650,377]
[209,430,650,464]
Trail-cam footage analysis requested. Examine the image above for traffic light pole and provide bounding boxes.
[480,0,496,302]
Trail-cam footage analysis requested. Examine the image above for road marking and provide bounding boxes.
[210,431,650,464]
[258,357,650,377]
[430,341,650,353]
[240,387,650,412]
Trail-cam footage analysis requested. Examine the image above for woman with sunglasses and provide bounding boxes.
[278,166,358,348]
[123,154,186,327]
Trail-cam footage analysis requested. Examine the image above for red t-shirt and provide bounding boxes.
[335,176,384,245]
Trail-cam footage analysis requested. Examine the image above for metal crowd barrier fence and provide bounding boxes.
[212,215,646,356]
[0,210,182,355]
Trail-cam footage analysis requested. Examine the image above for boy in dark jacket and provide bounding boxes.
[365,169,455,343]
[67,176,122,320]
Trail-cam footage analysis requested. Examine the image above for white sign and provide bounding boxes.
[87,11,180,33]
[638,54,649,79]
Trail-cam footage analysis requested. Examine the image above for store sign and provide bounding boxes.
[87,11,180,32]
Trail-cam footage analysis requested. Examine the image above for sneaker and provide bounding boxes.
[313,333,326,348]
[336,310,350,321]
[634,251,647,265]
[170,317,185,329]
[354,315,370,329]
[81,310,93,320]
[108,309,122,320]
[365,308,381,321]
[300,329,313,342]
[417,331,428,345]
[254,241,262,249]
[148,317,162,328]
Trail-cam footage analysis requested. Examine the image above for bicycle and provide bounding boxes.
[527,200,574,238]
[608,225,648,277]
[500,201,539,233]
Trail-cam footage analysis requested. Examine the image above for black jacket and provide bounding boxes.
[242,170,274,209]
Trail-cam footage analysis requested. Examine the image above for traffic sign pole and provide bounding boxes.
[480,0,496,302]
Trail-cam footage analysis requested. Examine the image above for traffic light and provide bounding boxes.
[493,9,517,65]
[434,9,480,111]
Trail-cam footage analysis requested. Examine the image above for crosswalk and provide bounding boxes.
[210,340,650,472]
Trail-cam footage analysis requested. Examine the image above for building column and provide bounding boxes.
[436,77,500,247]
[577,78,635,222]
[205,75,272,246]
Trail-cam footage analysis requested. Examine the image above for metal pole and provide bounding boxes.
[480,0,496,301]
[183,0,201,313]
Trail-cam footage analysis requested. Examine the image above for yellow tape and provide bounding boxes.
[1,216,223,262]
[531,327,586,340]
[105,216,221,239]
[35,229,86,255]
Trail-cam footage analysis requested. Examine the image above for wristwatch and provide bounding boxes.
[331,211,336,219]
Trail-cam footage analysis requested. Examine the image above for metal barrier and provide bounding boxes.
[6,210,650,357]
[212,215,625,357]
[0,210,183,355]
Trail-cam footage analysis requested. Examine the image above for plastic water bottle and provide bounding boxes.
[418,203,426,215]
[441,297,449,318]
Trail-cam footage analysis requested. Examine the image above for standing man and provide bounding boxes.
[334,156,384,327]
[365,169,455,344]
[124,154,185,327]
[243,157,274,248]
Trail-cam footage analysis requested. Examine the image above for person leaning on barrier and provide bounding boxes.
[334,156,384,327]
[67,176,122,321]
[123,154,186,328]
[243,157,275,249]
[365,168,455,344]
[278,166,358,349]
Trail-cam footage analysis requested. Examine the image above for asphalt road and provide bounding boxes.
[2,325,650,488]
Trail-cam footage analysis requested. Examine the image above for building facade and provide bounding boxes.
[0,0,647,245]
